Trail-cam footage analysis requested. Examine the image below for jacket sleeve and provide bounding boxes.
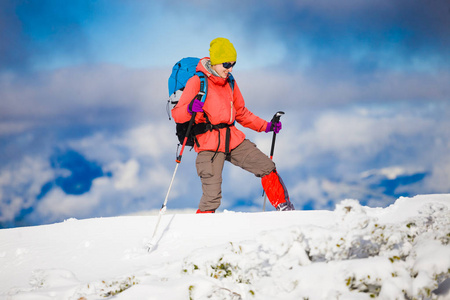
[171,76,201,123]
[233,82,268,132]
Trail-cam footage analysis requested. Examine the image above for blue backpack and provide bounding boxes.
[167,57,234,147]
[168,57,206,98]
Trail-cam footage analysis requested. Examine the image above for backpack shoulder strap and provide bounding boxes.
[195,71,208,103]
[195,71,233,102]
[228,73,235,91]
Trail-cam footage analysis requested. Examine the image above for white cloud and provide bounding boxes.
[251,104,450,209]
[111,159,140,190]
[1,55,449,226]
[34,177,111,222]
[0,156,53,223]
[1,0,449,227]
[361,166,425,180]
[0,66,167,137]
[120,124,176,159]
[2,98,449,226]
[421,159,450,194]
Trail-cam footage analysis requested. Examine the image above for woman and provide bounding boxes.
[172,37,294,213]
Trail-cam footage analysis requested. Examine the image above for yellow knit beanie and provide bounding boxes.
[209,37,237,65]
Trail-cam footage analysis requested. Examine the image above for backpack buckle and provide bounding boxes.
[196,90,206,101]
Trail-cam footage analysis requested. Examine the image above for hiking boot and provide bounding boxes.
[196,209,216,214]
[277,201,295,211]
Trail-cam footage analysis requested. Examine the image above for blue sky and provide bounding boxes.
[1,0,449,228]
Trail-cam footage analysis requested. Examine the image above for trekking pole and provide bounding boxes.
[263,111,285,211]
[146,112,197,252]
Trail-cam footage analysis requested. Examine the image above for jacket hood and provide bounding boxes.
[197,57,229,86]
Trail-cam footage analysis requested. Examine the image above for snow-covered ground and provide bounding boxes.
[1,194,449,299]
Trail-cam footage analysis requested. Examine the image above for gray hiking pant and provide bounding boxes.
[196,139,275,211]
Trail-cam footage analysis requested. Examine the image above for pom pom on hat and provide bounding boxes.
[209,37,237,65]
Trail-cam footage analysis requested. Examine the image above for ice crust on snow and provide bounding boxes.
[0,194,449,299]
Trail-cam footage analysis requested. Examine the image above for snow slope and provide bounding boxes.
[0,194,449,299]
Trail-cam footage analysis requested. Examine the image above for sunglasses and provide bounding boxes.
[222,61,236,69]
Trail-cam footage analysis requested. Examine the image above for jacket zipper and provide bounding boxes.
[229,85,233,123]
[230,101,233,123]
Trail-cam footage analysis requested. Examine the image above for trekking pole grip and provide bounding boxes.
[271,111,285,124]
[269,111,284,159]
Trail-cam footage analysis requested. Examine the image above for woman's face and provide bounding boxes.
[212,61,235,79]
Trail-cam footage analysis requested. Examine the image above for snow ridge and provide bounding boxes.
[0,195,449,299]
[182,199,449,299]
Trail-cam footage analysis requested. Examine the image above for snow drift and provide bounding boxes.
[0,194,449,299]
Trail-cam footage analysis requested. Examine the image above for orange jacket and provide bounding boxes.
[171,57,268,153]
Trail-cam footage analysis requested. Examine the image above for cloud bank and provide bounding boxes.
[1,0,449,227]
